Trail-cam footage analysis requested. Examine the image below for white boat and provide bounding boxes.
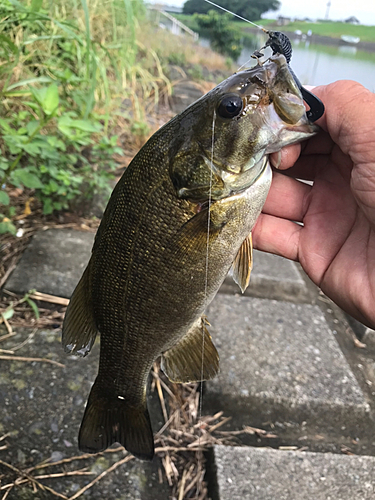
[340,35,360,44]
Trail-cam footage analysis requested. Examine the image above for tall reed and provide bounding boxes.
[0,0,169,128]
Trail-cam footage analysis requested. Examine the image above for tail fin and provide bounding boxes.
[78,381,154,461]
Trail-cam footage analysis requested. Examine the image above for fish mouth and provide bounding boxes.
[265,119,318,155]
[262,97,319,155]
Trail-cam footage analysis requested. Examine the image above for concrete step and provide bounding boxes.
[3,228,375,497]
[208,445,375,500]
[0,328,169,499]
[220,249,313,302]
[5,229,312,303]
[204,294,372,450]
[5,229,95,298]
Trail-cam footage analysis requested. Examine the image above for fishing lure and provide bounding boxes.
[203,0,324,122]
[261,30,325,122]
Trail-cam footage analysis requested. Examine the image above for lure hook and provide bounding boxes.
[260,29,325,122]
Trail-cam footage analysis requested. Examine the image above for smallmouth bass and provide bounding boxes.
[62,54,317,460]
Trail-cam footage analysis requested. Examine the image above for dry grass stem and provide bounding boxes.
[28,292,70,307]
[0,264,18,291]
[1,486,13,500]
[0,460,69,499]
[7,328,37,352]
[0,363,279,499]
[0,448,130,499]
[0,355,65,367]
[33,471,94,480]
[0,332,16,344]
[68,455,134,500]
[178,468,188,500]
[26,446,125,473]
[1,318,12,335]
[151,370,176,399]
[155,374,169,423]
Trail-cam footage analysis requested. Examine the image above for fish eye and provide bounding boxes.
[217,94,243,119]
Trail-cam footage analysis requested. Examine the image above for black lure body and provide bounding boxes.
[262,30,325,122]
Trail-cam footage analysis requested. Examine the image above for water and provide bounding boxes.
[200,34,375,91]
[237,33,375,92]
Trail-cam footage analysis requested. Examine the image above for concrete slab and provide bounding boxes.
[209,445,375,500]
[220,250,312,302]
[0,328,169,499]
[362,328,375,352]
[6,229,312,305]
[5,229,95,298]
[204,294,370,437]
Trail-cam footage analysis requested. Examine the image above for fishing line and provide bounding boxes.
[204,0,264,29]
[200,110,216,411]
[203,0,325,121]
[197,109,216,494]
[203,0,269,73]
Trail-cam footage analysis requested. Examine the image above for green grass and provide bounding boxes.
[0,0,170,221]
[240,19,375,43]
[0,0,231,227]
[174,13,199,30]
[177,13,375,43]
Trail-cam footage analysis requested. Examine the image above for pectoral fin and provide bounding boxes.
[231,233,253,293]
[62,259,98,357]
[161,317,219,383]
[173,207,225,257]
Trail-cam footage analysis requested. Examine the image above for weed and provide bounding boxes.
[0,0,169,230]
[1,289,39,323]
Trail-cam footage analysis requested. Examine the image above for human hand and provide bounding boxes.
[252,81,375,328]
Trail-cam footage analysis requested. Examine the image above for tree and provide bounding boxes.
[183,0,280,21]
[194,11,242,60]
[183,0,210,15]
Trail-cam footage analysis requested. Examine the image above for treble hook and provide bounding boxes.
[261,30,325,122]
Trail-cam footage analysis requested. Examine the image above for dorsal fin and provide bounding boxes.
[62,259,98,357]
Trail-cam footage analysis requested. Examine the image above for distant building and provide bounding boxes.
[345,16,360,24]
[277,16,291,26]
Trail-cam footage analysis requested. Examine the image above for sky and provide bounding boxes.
[150,0,375,25]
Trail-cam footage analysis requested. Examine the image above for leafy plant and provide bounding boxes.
[0,289,40,323]
[194,11,242,60]
[0,82,122,215]
[0,0,171,230]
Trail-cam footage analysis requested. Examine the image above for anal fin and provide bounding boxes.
[62,259,98,357]
[231,233,253,293]
[161,317,219,383]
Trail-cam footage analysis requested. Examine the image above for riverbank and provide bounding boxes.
[243,26,375,53]
[175,15,375,51]
[248,19,375,42]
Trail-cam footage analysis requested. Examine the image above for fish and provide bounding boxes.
[62,53,317,461]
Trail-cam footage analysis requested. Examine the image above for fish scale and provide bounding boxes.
[62,54,319,460]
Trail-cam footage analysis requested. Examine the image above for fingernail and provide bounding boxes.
[270,151,282,169]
